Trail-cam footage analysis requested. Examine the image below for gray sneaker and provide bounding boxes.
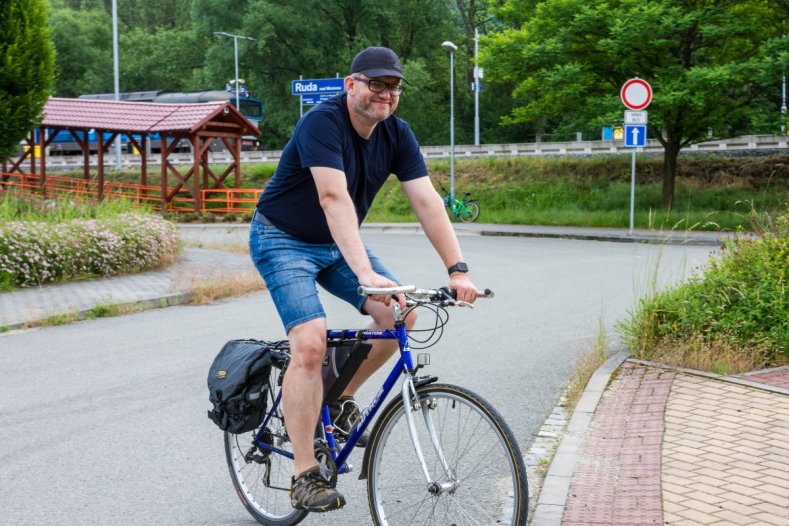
[290,466,346,512]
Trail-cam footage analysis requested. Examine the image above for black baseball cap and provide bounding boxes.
[350,46,408,83]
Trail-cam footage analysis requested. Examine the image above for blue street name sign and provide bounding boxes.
[292,78,345,96]
[624,124,647,148]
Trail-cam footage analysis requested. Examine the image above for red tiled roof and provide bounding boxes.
[42,98,260,136]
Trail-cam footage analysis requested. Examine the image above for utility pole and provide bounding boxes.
[213,32,256,111]
[782,21,787,135]
[112,0,121,169]
[474,28,481,146]
[442,41,458,199]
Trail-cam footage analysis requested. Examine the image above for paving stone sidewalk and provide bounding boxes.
[560,361,789,526]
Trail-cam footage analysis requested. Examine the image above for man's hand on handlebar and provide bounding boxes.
[358,271,407,310]
[448,273,479,305]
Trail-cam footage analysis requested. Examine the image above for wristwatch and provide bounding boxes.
[447,262,469,276]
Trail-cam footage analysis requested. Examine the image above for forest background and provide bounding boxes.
[3,0,788,208]
[47,0,788,150]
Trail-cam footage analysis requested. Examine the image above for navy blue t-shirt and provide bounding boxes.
[256,94,428,243]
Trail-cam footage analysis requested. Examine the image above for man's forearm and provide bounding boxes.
[321,195,375,279]
[413,194,465,269]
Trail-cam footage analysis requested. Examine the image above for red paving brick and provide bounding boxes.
[556,361,789,526]
[562,361,673,525]
[742,367,789,390]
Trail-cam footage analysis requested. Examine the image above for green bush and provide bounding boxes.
[621,210,789,364]
[0,211,180,289]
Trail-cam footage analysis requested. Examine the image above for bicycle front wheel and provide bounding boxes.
[224,357,308,526]
[366,383,528,525]
[459,200,480,223]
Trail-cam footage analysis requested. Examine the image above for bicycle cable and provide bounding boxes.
[403,300,450,349]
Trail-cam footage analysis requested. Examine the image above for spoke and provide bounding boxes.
[446,491,503,525]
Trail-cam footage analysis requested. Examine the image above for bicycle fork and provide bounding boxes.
[401,376,457,495]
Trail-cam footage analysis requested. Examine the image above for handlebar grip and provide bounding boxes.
[438,287,494,299]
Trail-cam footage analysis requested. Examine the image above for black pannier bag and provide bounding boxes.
[207,339,288,434]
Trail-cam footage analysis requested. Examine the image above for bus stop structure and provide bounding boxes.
[2,98,260,212]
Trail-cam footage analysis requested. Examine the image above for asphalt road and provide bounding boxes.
[0,234,715,525]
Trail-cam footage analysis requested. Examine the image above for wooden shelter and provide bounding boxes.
[2,98,260,211]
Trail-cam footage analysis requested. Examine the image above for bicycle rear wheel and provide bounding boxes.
[459,200,480,223]
[224,357,308,526]
[366,383,528,525]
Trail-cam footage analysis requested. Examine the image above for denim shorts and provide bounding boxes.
[249,218,399,333]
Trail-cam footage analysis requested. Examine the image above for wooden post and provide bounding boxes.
[97,133,104,200]
[160,133,168,211]
[39,128,47,197]
[234,136,241,188]
[140,134,148,187]
[82,130,89,183]
[29,132,36,176]
[193,134,201,213]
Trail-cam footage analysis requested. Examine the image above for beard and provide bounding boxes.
[351,94,396,126]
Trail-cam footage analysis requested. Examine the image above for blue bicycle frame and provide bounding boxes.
[252,317,416,476]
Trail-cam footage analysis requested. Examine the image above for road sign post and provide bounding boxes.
[620,78,652,236]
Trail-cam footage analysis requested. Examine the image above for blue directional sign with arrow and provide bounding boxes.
[624,124,647,148]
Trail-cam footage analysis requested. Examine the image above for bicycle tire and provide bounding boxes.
[365,383,528,525]
[225,357,308,526]
[459,200,480,223]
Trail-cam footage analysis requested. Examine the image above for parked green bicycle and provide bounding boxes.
[440,186,480,222]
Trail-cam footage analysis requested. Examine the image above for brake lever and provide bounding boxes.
[456,300,474,308]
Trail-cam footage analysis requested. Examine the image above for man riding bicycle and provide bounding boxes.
[249,45,479,513]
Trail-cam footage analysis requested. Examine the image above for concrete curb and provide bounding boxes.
[530,349,629,526]
[476,229,725,246]
[1,291,193,332]
[627,358,789,396]
[177,222,730,247]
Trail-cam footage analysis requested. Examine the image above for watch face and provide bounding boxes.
[449,262,468,274]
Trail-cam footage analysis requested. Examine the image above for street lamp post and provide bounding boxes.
[213,32,256,111]
[442,41,458,200]
[782,22,787,135]
[474,28,480,146]
[112,0,121,169]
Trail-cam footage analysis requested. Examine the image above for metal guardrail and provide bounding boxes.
[34,134,789,169]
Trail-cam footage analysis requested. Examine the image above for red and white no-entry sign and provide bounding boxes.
[620,78,652,110]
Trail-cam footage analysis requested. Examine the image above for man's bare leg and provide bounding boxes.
[283,317,327,476]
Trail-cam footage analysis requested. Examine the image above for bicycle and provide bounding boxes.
[224,285,528,526]
[441,185,481,223]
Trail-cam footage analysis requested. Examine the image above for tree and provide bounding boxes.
[49,6,113,96]
[0,0,56,164]
[119,27,203,92]
[484,0,787,207]
[237,0,464,147]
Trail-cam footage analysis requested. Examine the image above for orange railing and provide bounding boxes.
[202,188,262,213]
[1,172,261,214]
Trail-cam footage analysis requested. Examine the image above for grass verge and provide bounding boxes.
[173,268,264,305]
[563,320,609,410]
[619,209,789,372]
[4,270,265,331]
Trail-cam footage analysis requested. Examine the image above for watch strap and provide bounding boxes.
[447,262,469,275]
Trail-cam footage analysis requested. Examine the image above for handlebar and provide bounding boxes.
[357,285,494,304]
